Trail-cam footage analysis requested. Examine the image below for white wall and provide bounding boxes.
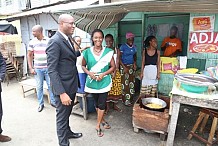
[20,13,91,48]
[0,0,21,15]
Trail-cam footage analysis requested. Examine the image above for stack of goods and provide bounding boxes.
[160,57,179,74]
[0,43,9,58]
[5,41,16,57]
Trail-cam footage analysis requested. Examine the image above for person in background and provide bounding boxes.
[46,14,82,146]
[27,25,56,112]
[72,36,89,94]
[119,32,137,106]
[140,36,160,97]
[105,34,122,114]
[161,26,182,57]
[82,29,115,137]
[0,52,11,142]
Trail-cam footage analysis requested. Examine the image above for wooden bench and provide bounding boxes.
[19,78,51,104]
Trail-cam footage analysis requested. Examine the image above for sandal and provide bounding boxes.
[124,100,133,107]
[102,122,111,129]
[113,105,122,112]
[96,128,104,137]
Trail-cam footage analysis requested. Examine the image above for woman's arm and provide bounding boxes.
[81,57,96,80]
[116,48,120,69]
[133,53,137,70]
[157,50,161,80]
[140,49,145,79]
[97,56,116,81]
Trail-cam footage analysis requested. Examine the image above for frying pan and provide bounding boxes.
[142,97,167,111]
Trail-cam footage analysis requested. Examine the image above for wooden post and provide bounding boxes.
[187,112,205,139]
[207,117,217,146]
[166,102,180,146]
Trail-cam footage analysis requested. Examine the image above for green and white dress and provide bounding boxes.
[82,47,114,93]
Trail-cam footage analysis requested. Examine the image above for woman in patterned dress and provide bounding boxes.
[105,34,122,114]
[119,32,137,106]
[82,29,115,137]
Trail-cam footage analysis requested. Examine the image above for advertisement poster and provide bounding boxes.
[190,15,215,32]
[189,32,218,53]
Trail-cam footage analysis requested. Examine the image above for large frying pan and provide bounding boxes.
[142,97,167,111]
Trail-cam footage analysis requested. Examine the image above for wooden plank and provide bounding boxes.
[207,117,218,146]
[187,112,205,140]
[166,102,180,146]
[172,95,218,110]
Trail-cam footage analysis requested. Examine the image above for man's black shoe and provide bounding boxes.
[38,105,44,112]
[51,103,57,108]
[68,132,83,139]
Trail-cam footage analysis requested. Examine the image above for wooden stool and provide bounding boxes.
[72,93,88,120]
[188,108,218,146]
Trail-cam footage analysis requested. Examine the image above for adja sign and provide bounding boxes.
[189,32,218,53]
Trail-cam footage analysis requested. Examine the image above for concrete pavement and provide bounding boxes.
[0,78,205,146]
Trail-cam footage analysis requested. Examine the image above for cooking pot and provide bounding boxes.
[142,97,167,111]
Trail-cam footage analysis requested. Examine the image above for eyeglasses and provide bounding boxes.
[63,21,75,26]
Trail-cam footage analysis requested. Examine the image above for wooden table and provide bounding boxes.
[166,95,218,146]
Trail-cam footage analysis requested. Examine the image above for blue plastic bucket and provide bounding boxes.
[78,94,96,113]
[77,73,87,94]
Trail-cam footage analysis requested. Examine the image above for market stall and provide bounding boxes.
[167,73,218,146]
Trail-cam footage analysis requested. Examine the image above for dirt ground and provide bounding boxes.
[0,78,211,146]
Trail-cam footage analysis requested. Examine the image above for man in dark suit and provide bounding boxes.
[46,14,82,146]
[0,52,11,142]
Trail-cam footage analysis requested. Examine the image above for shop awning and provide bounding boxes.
[4,0,218,33]
[71,11,127,33]
[57,0,218,32]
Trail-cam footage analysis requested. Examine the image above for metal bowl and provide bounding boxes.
[175,73,218,86]
[142,98,167,110]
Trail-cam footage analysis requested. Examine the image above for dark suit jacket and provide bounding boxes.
[0,52,6,92]
[46,31,80,95]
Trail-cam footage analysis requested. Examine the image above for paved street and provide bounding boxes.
[0,78,205,146]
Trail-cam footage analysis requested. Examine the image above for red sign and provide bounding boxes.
[189,32,218,53]
[192,17,211,31]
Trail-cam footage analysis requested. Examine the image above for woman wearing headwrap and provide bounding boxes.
[119,32,137,106]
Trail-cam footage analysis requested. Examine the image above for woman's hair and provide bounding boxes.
[105,34,113,40]
[144,35,156,49]
[91,29,104,45]
[73,36,81,40]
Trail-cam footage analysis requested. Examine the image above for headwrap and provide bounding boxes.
[126,32,135,39]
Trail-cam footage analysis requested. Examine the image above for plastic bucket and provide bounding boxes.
[78,94,96,113]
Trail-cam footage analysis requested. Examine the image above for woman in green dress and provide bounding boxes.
[82,29,115,137]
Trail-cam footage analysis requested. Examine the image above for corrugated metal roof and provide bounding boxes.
[4,0,218,21]
[60,0,218,14]
[4,0,99,20]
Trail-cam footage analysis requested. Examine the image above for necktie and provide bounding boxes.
[68,38,73,48]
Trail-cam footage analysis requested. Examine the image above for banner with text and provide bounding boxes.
[189,32,218,53]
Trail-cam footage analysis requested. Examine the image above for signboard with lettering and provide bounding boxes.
[189,15,215,32]
[189,32,218,53]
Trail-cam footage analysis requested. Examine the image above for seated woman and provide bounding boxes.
[140,36,160,97]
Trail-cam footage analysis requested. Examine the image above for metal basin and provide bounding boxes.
[142,98,167,110]
[175,73,218,94]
